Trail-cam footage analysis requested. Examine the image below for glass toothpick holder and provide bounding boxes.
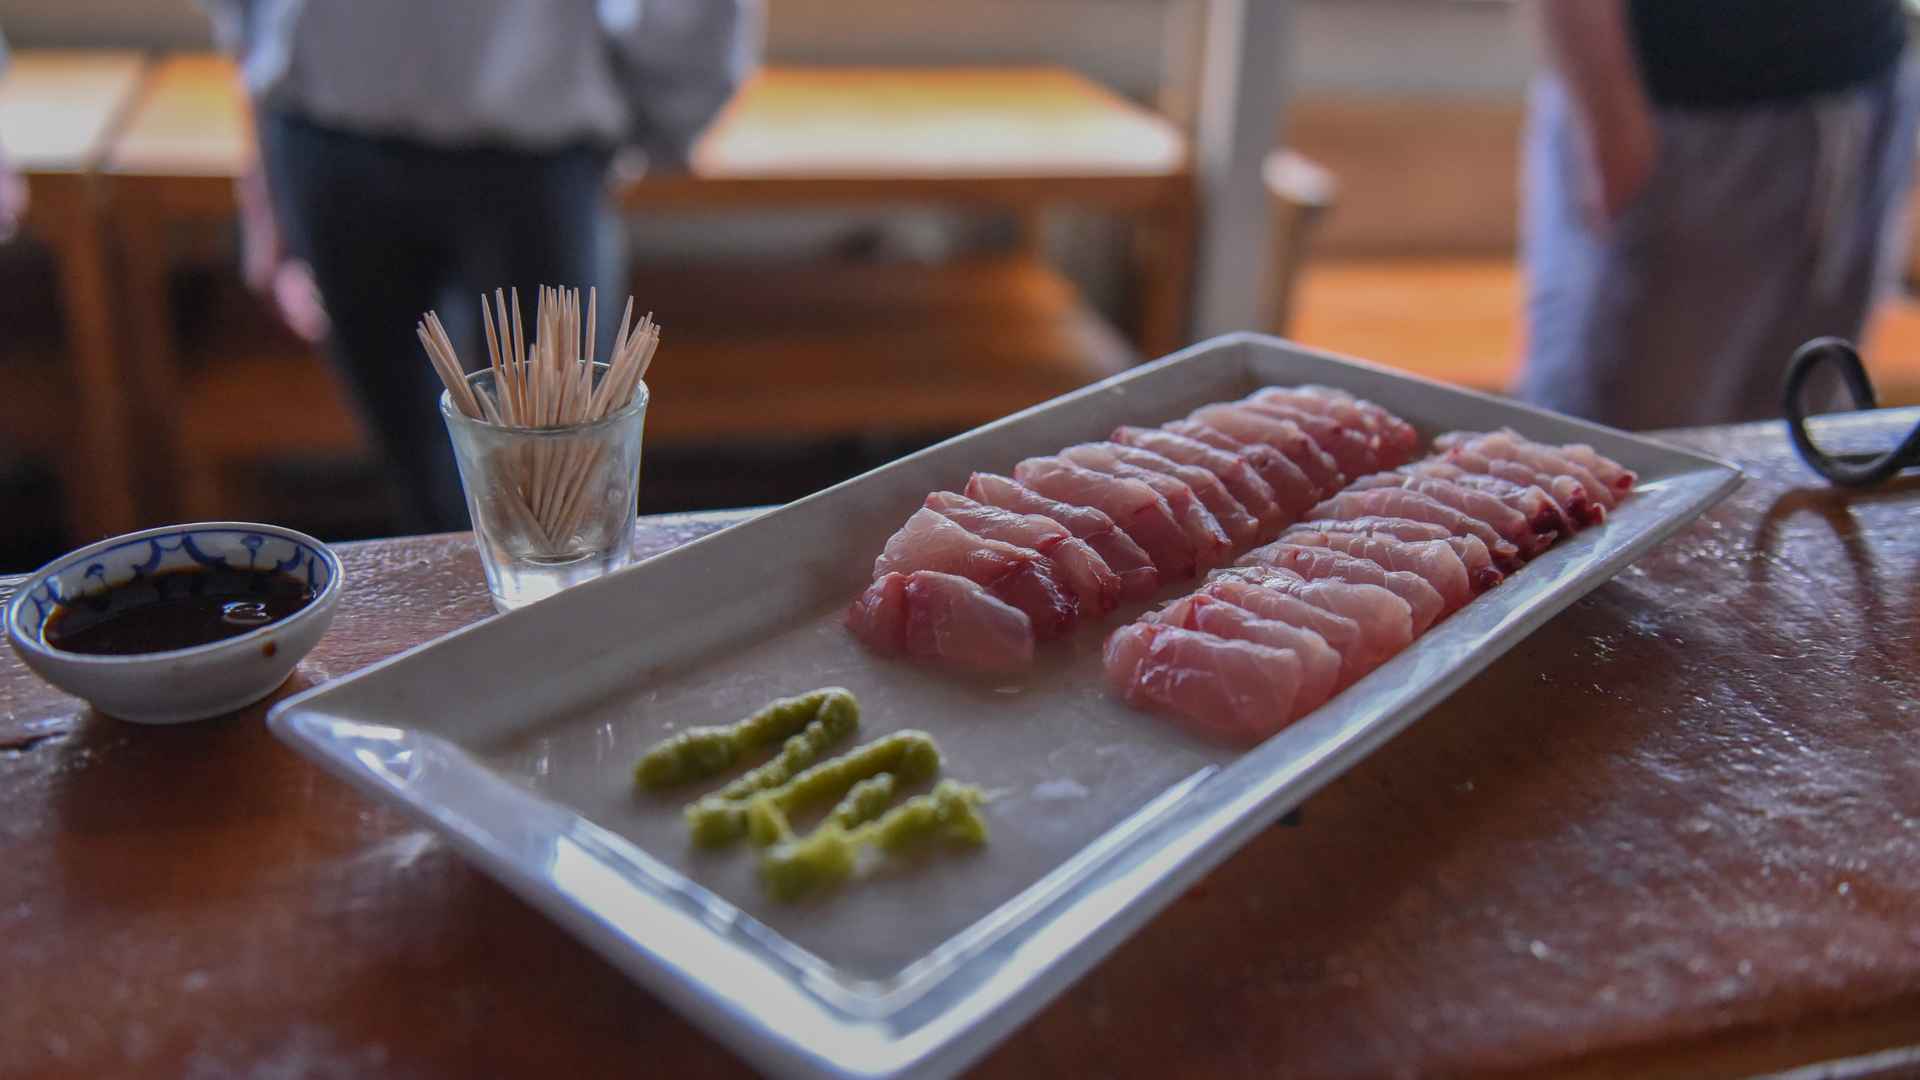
[442,364,647,612]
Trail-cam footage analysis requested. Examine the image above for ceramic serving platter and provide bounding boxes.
[269,334,1742,1079]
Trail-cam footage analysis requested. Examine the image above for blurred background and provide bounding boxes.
[4,0,1919,571]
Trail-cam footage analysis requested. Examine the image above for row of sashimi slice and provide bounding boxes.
[1104,428,1637,743]
[846,384,1426,673]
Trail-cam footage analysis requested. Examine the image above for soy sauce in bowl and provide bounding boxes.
[43,566,317,656]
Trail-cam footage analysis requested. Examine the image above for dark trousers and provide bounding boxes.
[259,110,620,534]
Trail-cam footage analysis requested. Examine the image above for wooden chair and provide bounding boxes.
[1259,149,1337,337]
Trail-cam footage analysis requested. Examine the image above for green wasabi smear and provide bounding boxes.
[633,687,857,791]
[759,780,989,901]
[747,771,898,849]
[688,730,940,848]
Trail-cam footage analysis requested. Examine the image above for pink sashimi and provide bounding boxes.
[925,491,1121,617]
[1209,565,1413,676]
[1013,456,1199,582]
[1250,386,1419,469]
[847,571,1034,672]
[1103,623,1304,744]
[1188,405,1346,496]
[1058,444,1236,566]
[1286,516,1502,591]
[1196,577,1370,685]
[1235,397,1380,479]
[873,508,1078,640]
[1435,431,1619,510]
[964,473,1161,599]
[1282,528,1472,611]
[1149,594,1340,712]
[1111,425,1287,536]
[1346,473,1553,558]
[1076,439,1265,549]
[1238,542,1444,633]
[1161,418,1321,515]
[1396,461,1573,536]
[1440,448,1604,527]
[1307,488,1522,570]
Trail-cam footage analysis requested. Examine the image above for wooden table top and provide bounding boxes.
[698,66,1183,178]
[5,412,1918,1078]
[0,50,147,174]
[101,53,249,179]
[100,55,1185,202]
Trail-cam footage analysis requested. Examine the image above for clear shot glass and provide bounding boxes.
[441,366,647,612]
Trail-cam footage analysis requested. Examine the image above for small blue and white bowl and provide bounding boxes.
[5,522,344,724]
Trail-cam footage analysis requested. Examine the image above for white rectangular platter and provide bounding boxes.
[269,334,1742,1079]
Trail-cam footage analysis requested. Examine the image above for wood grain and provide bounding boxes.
[3,414,1918,1078]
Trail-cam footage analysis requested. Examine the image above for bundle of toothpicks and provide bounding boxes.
[417,286,659,555]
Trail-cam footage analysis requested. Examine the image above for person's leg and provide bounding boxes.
[259,113,472,533]
[448,145,624,357]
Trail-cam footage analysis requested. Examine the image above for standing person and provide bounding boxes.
[1519,0,1917,430]
[204,0,759,532]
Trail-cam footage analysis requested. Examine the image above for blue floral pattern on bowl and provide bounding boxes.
[4,522,345,724]
[13,528,336,645]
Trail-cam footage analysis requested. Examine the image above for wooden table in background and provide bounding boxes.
[4,412,1919,1078]
[642,66,1192,354]
[100,57,1190,517]
[0,50,149,538]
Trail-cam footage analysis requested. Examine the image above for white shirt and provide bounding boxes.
[202,0,759,166]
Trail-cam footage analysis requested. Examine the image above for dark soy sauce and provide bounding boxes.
[43,567,316,656]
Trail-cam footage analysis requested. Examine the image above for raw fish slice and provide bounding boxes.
[925,491,1121,617]
[1190,405,1345,495]
[1149,594,1339,712]
[1251,386,1419,469]
[1058,444,1236,566]
[965,473,1161,599]
[1081,440,1265,549]
[1435,431,1617,510]
[1234,398,1379,479]
[1196,578,1372,684]
[873,508,1078,639]
[1161,419,1320,516]
[1345,473,1552,558]
[1209,565,1412,673]
[1110,425,1287,536]
[1290,516,1503,591]
[1103,623,1303,744]
[847,571,1034,672]
[1238,542,1444,633]
[1554,440,1637,497]
[1398,461,1573,536]
[1296,385,1421,466]
[1282,529,1471,611]
[1307,488,1521,570]
[1013,457,1198,581]
[1442,448,1603,527]
[1062,442,1253,553]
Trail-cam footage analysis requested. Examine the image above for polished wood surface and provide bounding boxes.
[0,50,150,540]
[4,412,1918,1077]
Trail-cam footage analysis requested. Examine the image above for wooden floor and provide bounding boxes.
[1291,258,1920,408]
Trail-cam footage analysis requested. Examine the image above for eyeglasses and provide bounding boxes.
[1783,337,1920,487]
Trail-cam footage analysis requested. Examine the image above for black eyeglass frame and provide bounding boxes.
[1783,336,1920,487]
